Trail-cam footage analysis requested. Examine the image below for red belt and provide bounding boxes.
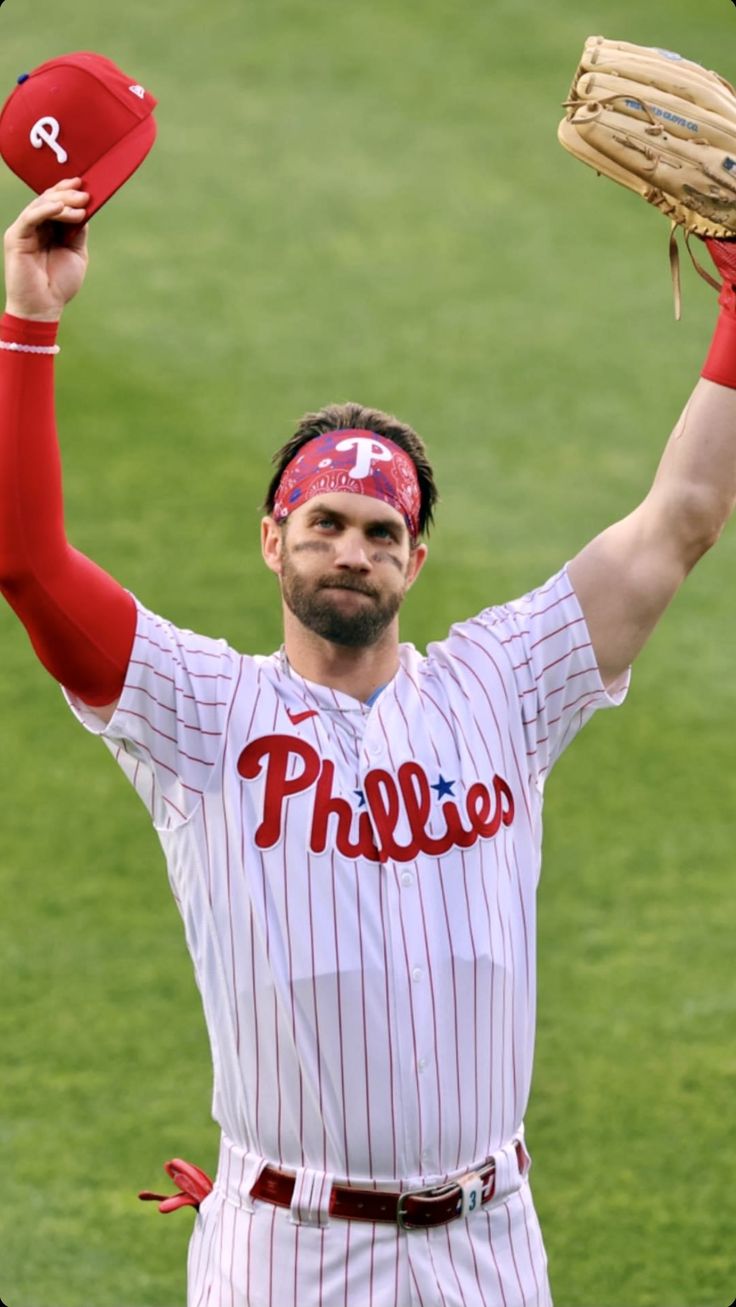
[140,1141,526,1231]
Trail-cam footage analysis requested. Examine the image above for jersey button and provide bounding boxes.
[411,966,423,983]
[400,871,413,887]
[418,1057,427,1072]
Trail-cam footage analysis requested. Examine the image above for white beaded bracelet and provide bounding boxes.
[0,339,60,355]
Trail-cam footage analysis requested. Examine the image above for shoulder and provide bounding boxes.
[132,600,237,661]
[122,598,286,717]
[419,567,577,687]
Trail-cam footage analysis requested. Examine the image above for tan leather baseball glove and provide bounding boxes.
[559,37,736,313]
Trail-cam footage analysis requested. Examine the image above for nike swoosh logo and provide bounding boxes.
[286,707,319,725]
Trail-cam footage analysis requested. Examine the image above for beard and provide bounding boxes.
[280,551,407,649]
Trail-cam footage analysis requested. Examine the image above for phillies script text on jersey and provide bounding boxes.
[237,733,515,862]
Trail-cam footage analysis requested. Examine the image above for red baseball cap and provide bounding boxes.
[0,52,157,219]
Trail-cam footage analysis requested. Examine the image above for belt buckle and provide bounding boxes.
[396,1179,461,1231]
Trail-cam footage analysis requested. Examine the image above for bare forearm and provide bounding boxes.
[570,245,736,686]
[570,371,736,687]
[648,378,736,556]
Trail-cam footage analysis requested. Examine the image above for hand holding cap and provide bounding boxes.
[0,51,157,220]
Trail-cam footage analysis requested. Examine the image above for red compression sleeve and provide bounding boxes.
[701,239,736,389]
[0,312,136,705]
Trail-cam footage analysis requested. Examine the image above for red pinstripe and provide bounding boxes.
[528,614,584,652]
[354,865,375,1176]
[138,630,229,661]
[223,661,253,1057]
[368,1220,377,1307]
[117,706,217,762]
[501,850,520,1121]
[129,655,231,683]
[119,737,188,821]
[413,870,445,1165]
[377,866,399,1178]
[230,1154,245,1307]
[245,1198,255,1304]
[118,730,204,788]
[443,1221,471,1306]
[217,1147,231,1306]
[330,847,352,1180]
[319,1220,326,1305]
[267,1205,278,1307]
[459,848,482,1164]
[391,1227,401,1307]
[518,1186,542,1304]
[460,1216,492,1307]
[125,680,227,721]
[281,792,306,1163]
[503,1199,528,1305]
[421,1229,451,1307]
[545,686,604,730]
[435,865,465,1171]
[249,906,261,1145]
[511,845,532,998]
[408,1256,428,1307]
[496,628,532,646]
[392,853,428,1168]
[493,821,510,1137]
[189,1197,210,1297]
[193,1196,220,1307]
[306,848,329,1172]
[536,641,594,678]
[522,678,603,731]
[484,1207,509,1307]
[343,1220,352,1307]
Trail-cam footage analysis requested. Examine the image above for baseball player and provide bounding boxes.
[2,175,736,1307]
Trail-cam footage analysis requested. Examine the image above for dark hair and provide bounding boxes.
[262,402,438,537]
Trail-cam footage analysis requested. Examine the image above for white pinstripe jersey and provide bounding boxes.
[67,565,628,1188]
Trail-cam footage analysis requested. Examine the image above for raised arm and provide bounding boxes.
[568,241,736,688]
[0,181,135,715]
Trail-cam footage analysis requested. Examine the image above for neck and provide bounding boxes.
[282,609,399,702]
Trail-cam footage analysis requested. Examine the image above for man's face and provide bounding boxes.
[262,492,427,649]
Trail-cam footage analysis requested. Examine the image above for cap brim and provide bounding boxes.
[81,112,157,219]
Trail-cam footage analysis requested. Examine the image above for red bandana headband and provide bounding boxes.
[272,428,421,539]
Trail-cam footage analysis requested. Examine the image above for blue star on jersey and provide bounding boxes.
[430,775,455,800]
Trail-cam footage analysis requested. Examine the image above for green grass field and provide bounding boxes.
[1,0,736,1303]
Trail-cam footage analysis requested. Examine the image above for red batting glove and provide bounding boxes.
[138,1158,214,1214]
[701,238,736,386]
[705,237,736,316]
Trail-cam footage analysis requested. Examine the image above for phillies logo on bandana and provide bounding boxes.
[238,734,515,863]
[273,428,421,538]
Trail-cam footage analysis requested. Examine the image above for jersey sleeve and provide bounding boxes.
[0,313,137,705]
[445,564,629,788]
[63,599,239,830]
